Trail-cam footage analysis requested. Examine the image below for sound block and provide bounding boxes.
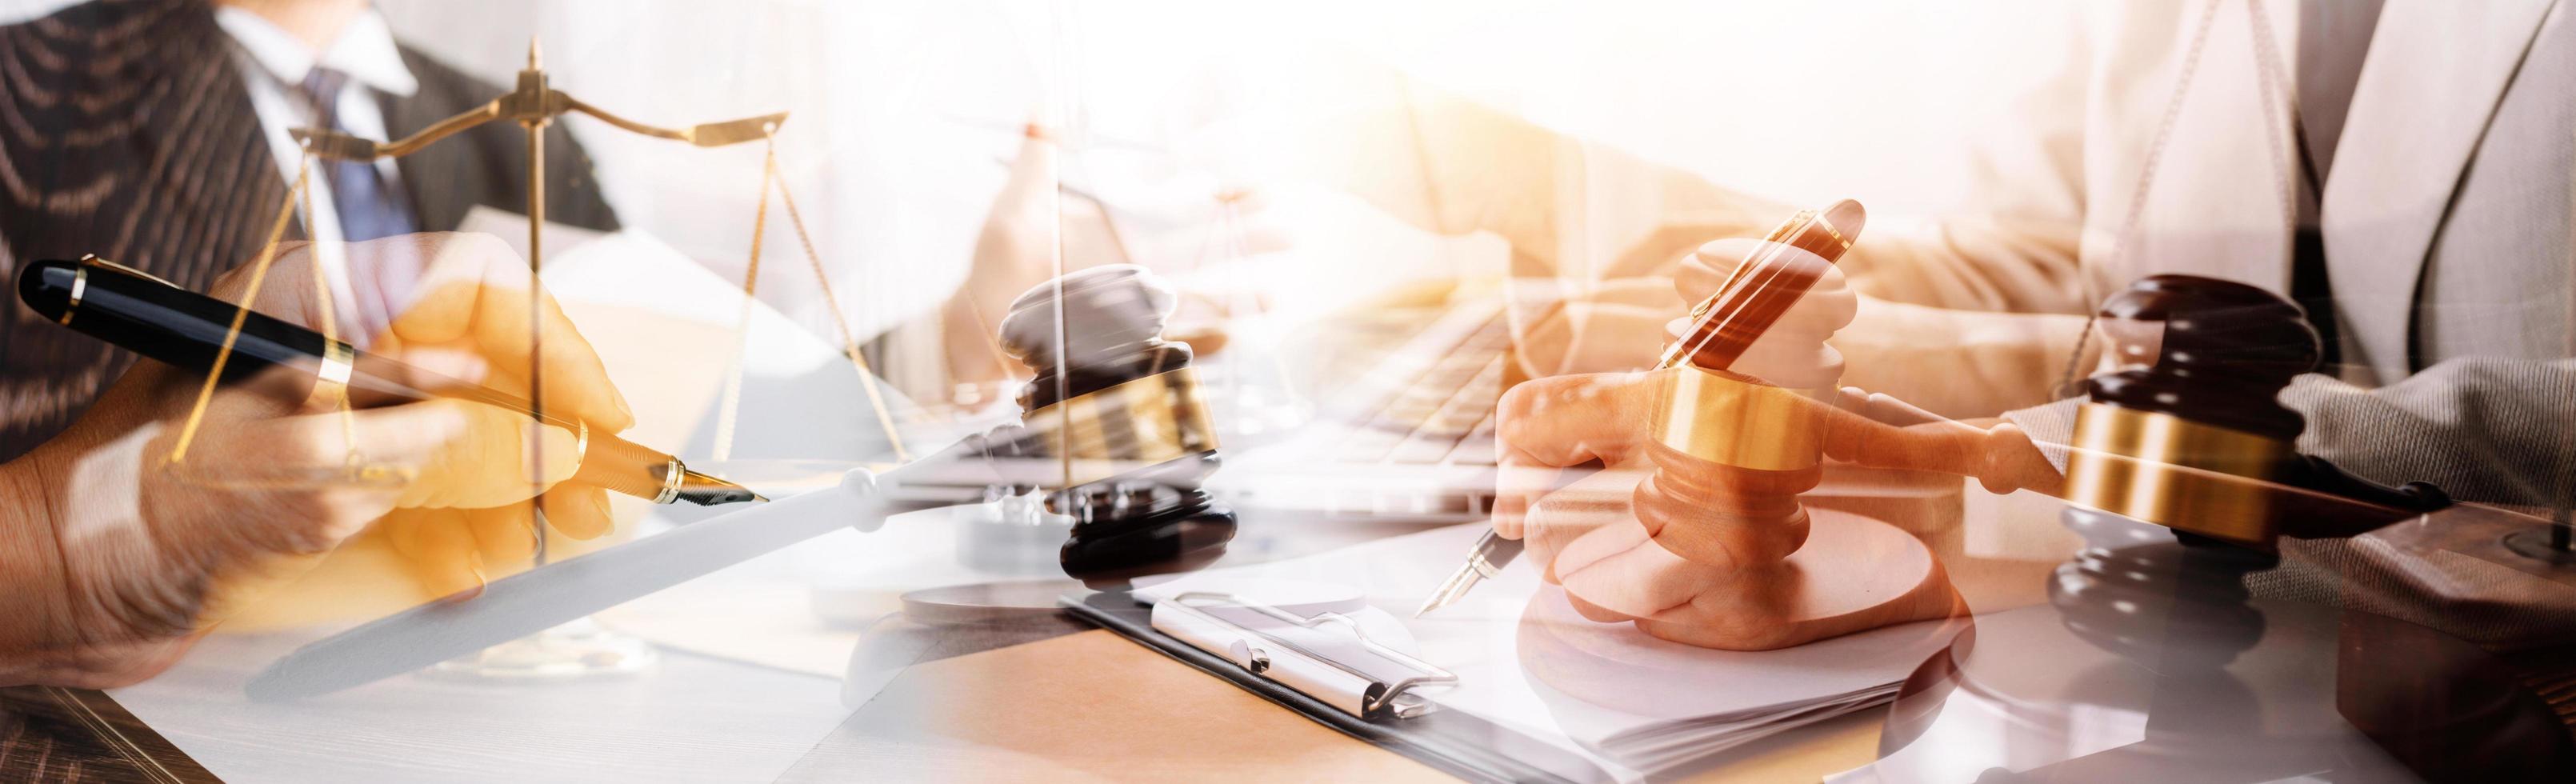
[1518,582,1969,720]
[2312,503,2576,650]
[1526,470,1963,650]
[1859,510,2576,783]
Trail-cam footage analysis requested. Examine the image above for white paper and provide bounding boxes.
[1132,522,1974,779]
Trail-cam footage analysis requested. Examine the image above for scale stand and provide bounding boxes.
[295,38,785,682]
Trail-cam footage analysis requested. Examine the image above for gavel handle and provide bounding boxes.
[1818,387,2065,497]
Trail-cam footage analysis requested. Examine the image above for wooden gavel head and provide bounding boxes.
[1633,372,1834,568]
[2084,274,2320,440]
[2065,274,2442,548]
[994,265,1236,586]
[1632,203,1863,569]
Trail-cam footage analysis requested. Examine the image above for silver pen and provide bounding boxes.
[1413,530,1526,618]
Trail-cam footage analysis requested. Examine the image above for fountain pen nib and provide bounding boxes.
[674,468,766,506]
[1413,562,1482,618]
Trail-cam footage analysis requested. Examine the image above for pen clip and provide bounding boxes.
[78,254,182,289]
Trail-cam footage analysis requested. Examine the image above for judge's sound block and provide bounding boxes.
[1523,470,1962,650]
[1857,509,2575,783]
[1514,496,1967,714]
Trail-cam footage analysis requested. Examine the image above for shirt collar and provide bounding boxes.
[214,6,419,98]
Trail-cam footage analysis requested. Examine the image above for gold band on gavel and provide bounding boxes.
[1651,366,1828,472]
[1025,367,1220,487]
[2062,402,2296,546]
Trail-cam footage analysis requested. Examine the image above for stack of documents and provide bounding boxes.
[1134,523,1967,780]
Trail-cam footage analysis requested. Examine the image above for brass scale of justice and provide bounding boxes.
[243,39,910,494]
[206,39,1241,699]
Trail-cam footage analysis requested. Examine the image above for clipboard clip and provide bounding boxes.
[1152,591,1457,720]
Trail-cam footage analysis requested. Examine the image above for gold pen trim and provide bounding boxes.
[60,265,86,326]
[314,340,355,398]
[654,458,683,504]
[80,254,180,287]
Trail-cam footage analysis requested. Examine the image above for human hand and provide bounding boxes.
[946,123,1289,387]
[1,234,630,686]
[1494,370,1966,650]
[1508,278,1686,377]
[1490,238,1964,650]
[340,233,631,598]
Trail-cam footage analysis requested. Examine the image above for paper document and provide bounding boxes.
[1134,523,1968,779]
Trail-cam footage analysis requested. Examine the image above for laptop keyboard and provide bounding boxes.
[1215,299,1511,518]
[1325,307,1509,469]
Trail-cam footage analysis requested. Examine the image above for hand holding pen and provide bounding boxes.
[1417,202,1863,618]
[14,234,754,614]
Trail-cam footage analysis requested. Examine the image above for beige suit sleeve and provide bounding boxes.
[2283,360,2576,508]
[1289,24,2102,414]
[1305,11,2099,314]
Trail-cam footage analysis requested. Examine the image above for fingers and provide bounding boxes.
[1816,394,1972,470]
[1518,469,1650,582]
[149,377,590,607]
[185,400,472,496]
[201,241,318,310]
[1670,238,1856,388]
[386,491,613,602]
[386,508,486,600]
[1554,522,1733,620]
[1675,237,1761,306]
[328,399,580,510]
[379,233,634,432]
[539,486,614,541]
[1494,372,1662,470]
[1509,278,1686,376]
[1492,372,1662,541]
[1515,301,1678,376]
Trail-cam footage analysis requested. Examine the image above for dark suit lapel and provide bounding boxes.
[0,0,290,456]
[380,45,623,238]
[114,0,294,290]
[379,53,495,234]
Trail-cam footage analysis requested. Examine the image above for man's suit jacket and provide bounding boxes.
[0,0,619,462]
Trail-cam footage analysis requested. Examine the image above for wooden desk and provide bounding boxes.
[13,490,2576,782]
[13,616,2576,782]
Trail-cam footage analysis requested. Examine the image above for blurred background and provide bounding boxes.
[1,0,2070,351]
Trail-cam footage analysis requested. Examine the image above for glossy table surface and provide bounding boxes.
[10,489,2576,782]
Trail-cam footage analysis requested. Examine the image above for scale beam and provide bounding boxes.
[290,38,784,162]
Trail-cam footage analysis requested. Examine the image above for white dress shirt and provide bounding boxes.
[215,6,418,242]
[213,6,419,341]
[214,5,422,342]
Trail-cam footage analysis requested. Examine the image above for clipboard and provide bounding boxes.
[1062,590,1613,784]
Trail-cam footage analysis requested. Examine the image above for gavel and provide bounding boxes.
[990,264,1238,585]
[1632,199,1866,570]
[1551,199,1960,650]
[1824,274,2448,549]
[1865,275,2570,784]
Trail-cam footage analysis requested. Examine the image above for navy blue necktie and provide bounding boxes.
[300,66,420,242]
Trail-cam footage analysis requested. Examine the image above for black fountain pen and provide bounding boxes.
[18,256,762,506]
